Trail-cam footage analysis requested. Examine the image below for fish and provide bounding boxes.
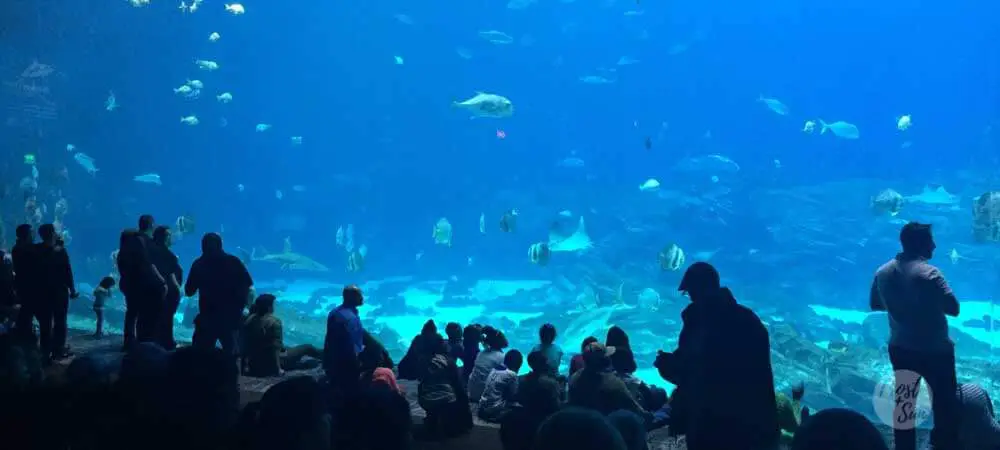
[134,173,162,185]
[528,242,551,266]
[453,92,514,118]
[871,188,904,216]
[105,91,119,111]
[224,3,245,14]
[252,238,329,271]
[347,245,368,272]
[758,95,788,115]
[639,178,660,191]
[195,60,219,71]
[904,185,959,206]
[643,136,652,150]
[548,216,593,253]
[73,153,99,175]
[478,30,514,45]
[175,214,196,236]
[433,218,453,246]
[897,114,912,131]
[499,209,518,232]
[658,244,685,271]
[819,120,860,139]
[479,213,486,234]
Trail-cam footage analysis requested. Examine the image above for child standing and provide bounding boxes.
[93,276,116,338]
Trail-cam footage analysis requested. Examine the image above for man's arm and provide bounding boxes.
[60,250,77,296]
[869,277,886,311]
[927,268,959,317]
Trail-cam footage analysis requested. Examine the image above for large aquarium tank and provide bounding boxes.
[3,0,999,426]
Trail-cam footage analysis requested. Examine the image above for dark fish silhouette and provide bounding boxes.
[644,136,652,150]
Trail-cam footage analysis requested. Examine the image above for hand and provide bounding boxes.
[70,291,80,299]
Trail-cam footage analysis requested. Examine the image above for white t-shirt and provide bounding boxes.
[872,255,957,351]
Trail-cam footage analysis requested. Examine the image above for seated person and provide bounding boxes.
[517,350,562,414]
[398,320,439,380]
[478,349,523,423]
[569,336,599,377]
[957,383,1000,450]
[418,335,473,440]
[531,323,563,377]
[241,294,322,377]
[468,326,508,401]
[359,329,394,378]
[777,382,807,444]
[568,342,653,427]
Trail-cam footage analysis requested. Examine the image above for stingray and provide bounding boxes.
[548,216,593,253]
[905,185,960,206]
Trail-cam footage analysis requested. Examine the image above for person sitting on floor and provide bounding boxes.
[531,323,563,377]
[359,329,394,379]
[241,293,322,377]
[957,382,1000,450]
[517,350,563,414]
[468,326,508,401]
[478,349,524,423]
[568,342,652,426]
[776,382,807,444]
[569,336,599,377]
[398,319,439,380]
[417,335,473,440]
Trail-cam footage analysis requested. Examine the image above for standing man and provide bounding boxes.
[324,285,364,392]
[870,222,961,450]
[11,224,38,337]
[35,224,79,360]
[185,232,253,356]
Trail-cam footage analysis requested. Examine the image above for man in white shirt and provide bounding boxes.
[870,221,961,450]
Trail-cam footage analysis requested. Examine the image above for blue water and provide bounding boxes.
[4,0,1000,422]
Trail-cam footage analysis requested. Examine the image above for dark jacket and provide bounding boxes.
[0,250,15,307]
[11,242,38,302]
[568,368,650,424]
[359,330,394,376]
[242,312,283,377]
[657,288,779,449]
[34,243,74,301]
[149,245,183,300]
[398,332,438,380]
[117,237,163,298]
[516,371,561,415]
[184,252,252,323]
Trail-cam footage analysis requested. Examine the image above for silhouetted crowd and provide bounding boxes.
[2,217,1000,450]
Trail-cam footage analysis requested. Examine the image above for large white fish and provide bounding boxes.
[758,95,788,115]
[819,120,860,139]
[134,173,162,185]
[73,152,99,175]
[453,92,514,118]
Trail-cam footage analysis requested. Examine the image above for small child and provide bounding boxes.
[93,276,116,338]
